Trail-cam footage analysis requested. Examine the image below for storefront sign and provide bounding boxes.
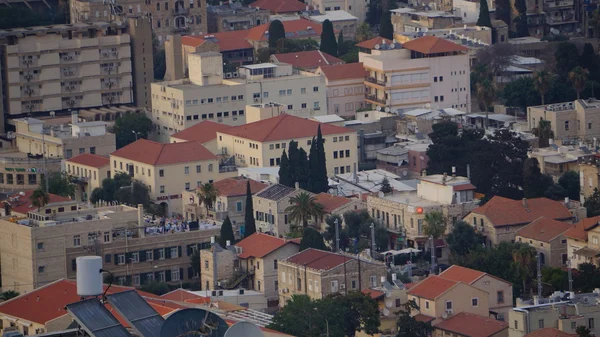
[5,167,44,173]
[156,194,181,201]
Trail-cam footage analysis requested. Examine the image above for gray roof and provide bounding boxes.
[255,184,297,201]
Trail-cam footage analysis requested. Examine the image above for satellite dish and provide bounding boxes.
[376,106,382,111]
[49,111,56,117]
[374,44,380,50]
[385,107,391,113]
[383,308,390,316]
[389,43,395,49]
[402,171,408,176]
[385,291,392,298]
[442,311,449,319]
[385,299,393,308]
[159,308,229,337]
[224,322,264,337]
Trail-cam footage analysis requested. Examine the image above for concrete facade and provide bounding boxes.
[527,99,600,144]
[314,65,366,117]
[252,184,306,236]
[516,233,569,268]
[207,4,270,33]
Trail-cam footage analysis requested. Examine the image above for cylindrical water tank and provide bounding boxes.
[76,256,103,297]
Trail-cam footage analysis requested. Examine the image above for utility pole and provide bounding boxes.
[334,218,340,252]
[370,223,376,257]
[42,131,49,193]
[537,252,542,297]
[429,235,436,275]
[568,259,573,294]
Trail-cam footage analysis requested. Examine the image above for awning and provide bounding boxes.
[574,247,600,258]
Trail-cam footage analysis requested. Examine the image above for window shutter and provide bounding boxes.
[140,273,147,284]
[154,248,160,257]
[114,254,118,265]
[166,270,172,282]
[165,247,172,259]
[126,275,132,286]
[72,259,77,271]
[187,245,192,256]
[126,252,132,263]
[155,271,161,280]
[105,254,111,263]
[188,267,193,279]
[139,250,146,262]
[178,246,182,258]
[179,268,183,280]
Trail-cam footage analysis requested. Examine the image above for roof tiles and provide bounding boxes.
[171,121,233,144]
[523,328,576,337]
[515,217,574,243]
[434,312,508,337]
[564,215,600,241]
[235,232,298,259]
[438,265,486,284]
[402,36,468,54]
[471,196,573,227]
[355,37,393,50]
[66,153,110,168]
[313,193,355,213]
[211,177,268,197]
[286,248,349,271]
[272,50,344,70]
[111,139,217,166]
[247,19,323,41]
[5,190,72,215]
[317,62,367,82]
[408,275,458,300]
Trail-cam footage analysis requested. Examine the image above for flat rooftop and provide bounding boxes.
[0,21,127,37]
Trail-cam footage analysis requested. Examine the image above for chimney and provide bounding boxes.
[565,197,570,205]
[50,128,55,137]
[392,273,397,281]
[226,240,231,246]
[442,172,447,185]
[522,198,528,208]
[137,204,143,227]
[210,236,215,244]
[295,182,299,189]
[422,169,427,177]
[452,166,456,177]
[71,110,79,125]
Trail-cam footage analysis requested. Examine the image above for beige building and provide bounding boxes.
[515,217,573,268]
[313,192,366,230]
[13,113,116,159]
[200,233,300,306]
[564,215,600,268]
[361,278,408,336]
[65,153,111,202]
[527,100,600,144]
[359,36,471,113]
[433,312,509,337]
[170,120,232,154]
[307,0,369,21]
[0,204,219,293]
[278,248,388,305]
[0,19,152,116]
[579,155,600,199]
[2,189,74,218]
[150,52,327,142]
[0,150,61,190]
[315,63,367,117]
[439,265,514,320]
[216,114,358,176]
[367,173,478,251]
[207,3,270,33]
[529,146,593,181]
[464,196,580,245]
[390,8,458,33]
[308,10,358,39]
[252,184,307,236]
[110,138,236,215]
[70,0,207,45]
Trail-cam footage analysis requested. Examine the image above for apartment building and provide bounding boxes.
[0,18,152,117]
[110,139,236,215]
[13,113,116,159]
[70,0,207,45]
[278,249,388,305]
[199,233,300,305]
[207,3,270,33]
[433,312,509,337]
[464,196,578,245]
[252,184,306,236]
[452,0,495,23]
[367,173,478,251]
[270,50,344,71]
[306,0,369,21]
[564,215,600,268]
[529,146,593,181]
[390,8,458,33]
[3,190,74,217]
[315,63,367,117]
[216,114,358,176]
[579,155,600,199]
[360,36,471,113]
[527,100,600,144]
[150,52,327,142]
[0,204,219,293]
[65,153,111,202]
[515,217,573,268]
[439,265,514,320]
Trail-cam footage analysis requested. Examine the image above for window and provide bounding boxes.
[79,148,85,154]
[257,261,260,269]
[209,164,213,172]
[73,235,81,247]
[279,90,285,96]
[171,268,180,281]
[37,242,44,250]
[345,150,350,157]
[446,301,453,310]
[258,280,261,291]
[66,149,72,158]
[497,291,504,304]
[274,259,278,270]
[331,280,338,292]
[434,76,438,82]
[590,318,595,329]
[38,266,45,273]
[236,201,243,212]
[539,319,544,329]
[160,185,165,193]
[425,301,429,309]
[171,247,178,258]
[302,103,307,108]
[158,248,165,260]
[301,88,306,94]
[571,322,577,330]
[313,86,319,92]
[472,298,479,307]
[370,275,376,287]
[184,166,189,175]
[146,250,153,261]
[287,89,292,95]
[514,321,518,329]
[118,254,126,265]
[589,123,592,129]
[185,182,191,190]
[134,274,140,286]
[565,121,570,130]
[90,146,96,154]
[351,279,357,289]
[281,272,286,283]
[287,105,293,110]
[440,76,444,82]
[131,252,139,263]
[159,169,164,177]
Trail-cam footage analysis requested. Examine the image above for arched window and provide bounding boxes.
[164,2,168,10]
[196,15,201,24]
[156,19,161,28]
[165,18,169,27]
[156,2,160,10]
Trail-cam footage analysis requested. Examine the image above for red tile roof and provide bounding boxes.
[219,114,353,142]
[317,63,367,81]
[235,233,299,259]
[471,196,573,227]
[402,36,469,54]
[111,139,217,166]
[171,121,233,144]
[414,314,435,323]
[523,328,576,337]
[182,31,253,52]
[160,288,208,302]
[564,215,600,241]
[439,265,486,284]
[286,248,356,271]
[313,193,355,213]
[434,312,508,337]
[211,177,268,197]
[408,275,458,300]
[249,0,307,13]
[516,217,574,243]
[4,190,72,215]
[272,50,344,70]
[247,19,323,42]
[66,153,110,168]
[453,183,477,191]
[362,288,385,299]
[356,37,393,50]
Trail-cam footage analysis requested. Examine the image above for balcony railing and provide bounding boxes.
[173,7,189,15]
[366,77,387,86]
[365,94,386,104]
[173,26,190,33]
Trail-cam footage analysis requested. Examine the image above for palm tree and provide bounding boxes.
[30,188,49,211]
[532,120,554,148]
[285,192,325,229]
[197,183,219,214]
[423,211,447,239]
[356,22,373,42]
[533,70,553,105]
[476,78,495,128]
[512,246,536,295]
[569,66,589,100]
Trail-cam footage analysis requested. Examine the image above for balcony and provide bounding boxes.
[366,77,387,86]
[62,85,80,94]
[20,59,37,68]
[365,94,386,105]
[61,70,78,79]
[60,55,78,64]
[544,0,573,8]
[173,26,190,33]
[62,100,82,109]
[173,7,189,15]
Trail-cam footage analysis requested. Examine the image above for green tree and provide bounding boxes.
[285,192,325,229]
[190,249,200,276]
[300,227,328,251]
[396,300,434,337]
[244,180,257,237]
[30,188,49,211]
[42,171,76,197]
[140,280,170,295]
[501,77,541,110]
[0,290,19,300]
[477,0,492,28]
[343,209,372,239]
[580,43,600,82]
[356,22,373,42]
[153,49,166,80]
[533,70,553,105]
[495,0,511,27]
[338,31,348,56]
[585,188,600,217]
[197,183,219,214]
[512,245,537,294]
[379,10,394,40]
[279,149,292,187]
[569,66,589,99]
[268,20,286,50]
[577,326,593,337]
[320,19,338,57]
[523,158,554,198]
[541,266,568,291]
[335,292,380,337]
[558,171,580,201]
[514,14,529,37]
[267,295,323,337]
[423,211,446,240]
[308,126,329,193]
[447,221,484,257]
[112,113,153,149]
[532,120,554,148]
[555,42,580,77]
[476,78,495,126]
[218,216,235,247]
[323,215,350,251]
[380,177,393,194]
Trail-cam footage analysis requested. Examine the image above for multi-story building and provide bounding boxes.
[464,196,578,245]
[579,155,600,199]
[70,0,207,45]
[313,192,365,230]
[252,184,307,236]
[65,153,111,202]
[199,233,300,306]
[110,138,237,215]
[529,146,593,181]
[216,114,358,176]
[3,189,74,217]
[305,0,369,22]
[390,8,458,33]
[150,52,327,142]
[0,204,219,293]
[170,120,232,154]
[308,10,359,39]
[515,217,573,268]
[315,63,367,117]
[0,18,153,117]
[207,3,270,33]
[278,248,387,305]
[270,50,344,72]
[13,113,116,159]
[360,36,471,113]
[367,173,478,251]
[453,0,495,23]
[564,215,600,268]
[527,100,600,144]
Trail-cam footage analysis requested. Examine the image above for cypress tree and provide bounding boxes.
[315,125,329,193]
[514,0,529,37]
[279,149,292,187]
[380,10,393,40]
[477,0,492,28]
[300,228,328,251]
[297,148,310,189]
[268,20,286,49]
[219,216,235,246]
[288,140,300,187]
[244,181,256,237]
[337,30,348,56]
[319,19,338,57]
[307,137,319,193]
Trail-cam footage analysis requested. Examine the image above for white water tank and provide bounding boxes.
[76,256,103,297]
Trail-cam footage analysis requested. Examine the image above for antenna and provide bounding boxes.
[537,251,542,297]
[568,259,573,293]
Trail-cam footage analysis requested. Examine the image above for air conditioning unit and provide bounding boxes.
[218,290,223,296]
[232,72,239,78]
[279,289,285,294]
[253,98,260,103]
[340,284,346,290]
[69,100,76,105]
[446,309,454,316]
